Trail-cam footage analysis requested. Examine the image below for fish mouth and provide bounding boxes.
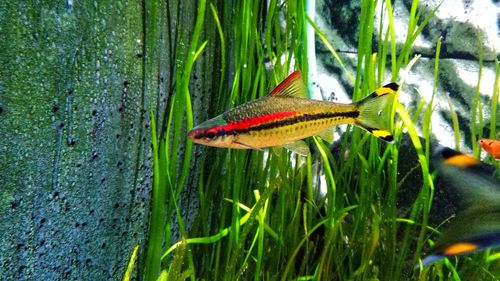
[187,127,205,140]
[188,115,228,141]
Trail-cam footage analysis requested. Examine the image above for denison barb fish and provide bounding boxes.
[187,70,398,155]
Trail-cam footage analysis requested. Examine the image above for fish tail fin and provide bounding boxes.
[355,82,398,142]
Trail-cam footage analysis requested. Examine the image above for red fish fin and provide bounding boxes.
[269,70,307,98]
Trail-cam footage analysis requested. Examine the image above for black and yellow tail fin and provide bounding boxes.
[355,82,398,142]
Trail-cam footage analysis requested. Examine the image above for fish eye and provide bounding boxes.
[205,131,216,139]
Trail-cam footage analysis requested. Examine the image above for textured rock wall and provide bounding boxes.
[0,0,221,279]
[0,1,150,279]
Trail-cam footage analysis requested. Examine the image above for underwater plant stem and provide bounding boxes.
[145,110,166,281]
[490,59,499,139]
[424,37,442,160]
[471,41,484,157]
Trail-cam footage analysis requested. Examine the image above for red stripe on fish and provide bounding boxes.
[206,111,298,136]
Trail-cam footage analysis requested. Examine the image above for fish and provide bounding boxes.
[420,206,500,267]
[420,147,500,267]
[187,70,398,155]
[478,139,500,159]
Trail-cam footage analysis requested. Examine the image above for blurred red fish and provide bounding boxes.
[478,139,500,159]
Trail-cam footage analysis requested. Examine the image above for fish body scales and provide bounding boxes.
[223,97,357,148]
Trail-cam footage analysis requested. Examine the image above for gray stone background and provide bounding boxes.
[314,0,499,150]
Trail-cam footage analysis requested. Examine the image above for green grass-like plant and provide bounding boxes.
[134,0,500,280]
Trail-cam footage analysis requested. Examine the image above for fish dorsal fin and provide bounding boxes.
[283,140,310,156]
[269,70,307,98]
